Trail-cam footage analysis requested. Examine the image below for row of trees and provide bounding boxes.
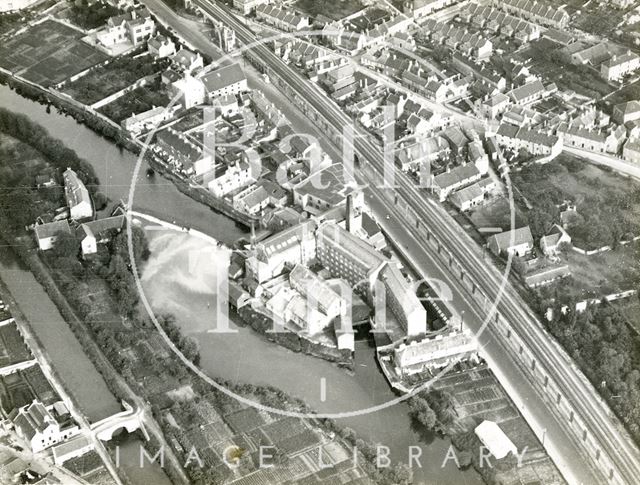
[547,300,640,443]
[0,108,100,190]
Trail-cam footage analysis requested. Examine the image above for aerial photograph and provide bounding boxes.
[0,0,639,483]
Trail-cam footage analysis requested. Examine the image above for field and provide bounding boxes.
[468,196,528,232]
[295,0,364,21]
[98,79,171,123]
[0,322,32,368]
[0,20,107,87]
[438,365,563,484]
[0,365,58,415]
[63,55,169,106]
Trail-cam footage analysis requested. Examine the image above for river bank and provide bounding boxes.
[0,83,482,484]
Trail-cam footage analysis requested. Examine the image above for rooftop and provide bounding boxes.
[201,63,246,93]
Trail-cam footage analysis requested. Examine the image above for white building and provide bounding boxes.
[475,420,518,460]
[13,400,79,453]
[171,75,206,109]
[121,105,177,136]
[393,331,477,373]
[96,8,155,50]
[34,220,71,251]
[601,52,640,81]
[77,216,125,256]
[171,48,204,74]
[201,63,248,100]
[233,0,269,15]
[63,168,93,220]
[487,226,534,257]
[208,161,254,197]
[0,0,39,12]
[540,225,572,256]
[147,34,176,58]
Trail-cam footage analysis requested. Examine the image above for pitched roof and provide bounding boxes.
[433,164,480,190]
[63,168,91,210]
[78,216,125,240]
[201,63,246,93]
[13,400,56,441]
[509,79,544,102]
[35,220,71,241]
[488,226,533,251]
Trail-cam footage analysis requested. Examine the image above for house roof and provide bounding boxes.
[289,264,341,313]
[488,226,533,252]
[63,168,91,211]
[433,164,480,190]
[35,220,71,241]
[238,186,269,209]
[294,164,358,206]
[13,400,56,441]
[171,48,199,67]
[509,79,545,102]
[201,63,246,93]
[148,34,172,50]
[474,420,517,460]
[78,216,125,240]
[450,183,484,206]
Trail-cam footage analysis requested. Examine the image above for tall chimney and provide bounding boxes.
[346,194,353,233]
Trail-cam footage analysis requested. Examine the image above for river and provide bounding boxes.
[0,84,481,483]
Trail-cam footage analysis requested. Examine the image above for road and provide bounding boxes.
[149,1,640,483]
[565,146,640,181]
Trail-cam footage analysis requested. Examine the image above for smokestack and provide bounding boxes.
[346,194,353,233]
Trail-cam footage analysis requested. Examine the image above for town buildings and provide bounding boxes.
[491,0,570,28]
[201,62,248,100]
[431,164,482,202]
[402,0,457,18]
[494,123,563,160]
[613,100,640,124]
[12,400,79,453]
[255,4,310,32]
[121,106,177,136]
[233,0,269,15]
[171,48,204,75]
[96,7,156,52]
[293,165,362,215]
[390,331,477,374]
[601,52,640,81]
[147,34,176,58]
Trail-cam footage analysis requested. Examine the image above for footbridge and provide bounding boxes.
[90,401,148,442]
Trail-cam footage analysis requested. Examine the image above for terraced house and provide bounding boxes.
[491,0,570,28]
[255,4,310,32]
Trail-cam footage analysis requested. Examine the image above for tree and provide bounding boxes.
[93,191,109,211]
[408,396,437,429]
[51,231,80,259]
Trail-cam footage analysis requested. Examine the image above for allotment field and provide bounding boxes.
[0,20,107,87]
